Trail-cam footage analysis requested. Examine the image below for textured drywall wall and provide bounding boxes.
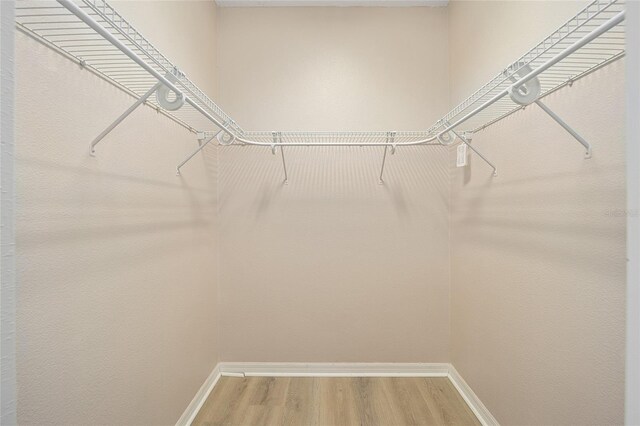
[449,2,625,424]
[626,3,640,423]
[15,1,219,424]
[111,0,218,97]
[448,0,588,106]
[1,1,18,423]
[216,7,451,362]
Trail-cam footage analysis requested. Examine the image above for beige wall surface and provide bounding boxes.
[448,1,588,106]
[15,1,219,424]
[449,2,625,424]
[216,7,452,362]
[14,0,628,423]
[217,7,450,131]
[112,0,218,97]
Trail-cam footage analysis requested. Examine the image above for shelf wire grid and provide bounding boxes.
[431,0,625,135]
[16,0,625,145]
[16,0,243,136]
[235,131,441,146]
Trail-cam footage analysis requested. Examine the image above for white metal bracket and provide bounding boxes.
[272,132,288,184]
[175,129,222,175]
[506,68,592,158]
[378,131,396,184]
[218,130,235,146]
[89,81,162,156]
[535,99,592,158]
[155,67,185,111]
[439,121,497,176]
[451,130,498,177]
[437,130,456,146]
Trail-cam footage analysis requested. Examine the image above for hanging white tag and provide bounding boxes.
[456,144,468,167]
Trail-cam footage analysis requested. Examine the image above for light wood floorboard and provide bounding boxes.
[192,377,480,426]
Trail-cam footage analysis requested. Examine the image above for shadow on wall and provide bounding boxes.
[218,144,450,221]
[451,60,626,273]
[15,15,222,426]
[454,165,625,275]
[217,142,453,362]
[16,114,218,283]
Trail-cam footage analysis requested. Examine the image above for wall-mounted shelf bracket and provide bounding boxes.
[176,129,222,175]
[534,100,592,158]
[505,69,592,159]
[89,82,162,156]
[451,130,498,177]
[378,131,396,184]
[17,0,621,181]
[272,132,288,184]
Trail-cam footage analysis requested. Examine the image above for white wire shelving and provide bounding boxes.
[233,132,443,183]
[15,0,626,182]
[16,0,244,141]
[431,0,626,141]
[239,131,439,146]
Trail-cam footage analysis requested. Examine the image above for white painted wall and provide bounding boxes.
[216,6,452,362]
[1,1,17,424]
[448,1,625,424]
[15,2,220,424]
[626,2,640,424]
[448,1,588,106]
[12,1,630,423]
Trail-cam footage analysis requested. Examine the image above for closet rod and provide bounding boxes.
[43,0,623,182]
[197,6,624,149]
[57,0,441,148]
[231,7,625,148]
[434,9,625,143]
[54,0,624,150]
[56,0,239,142]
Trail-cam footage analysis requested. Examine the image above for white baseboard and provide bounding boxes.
[448,365,499,426]
[175,363,221,426]
[177,362,497,426]
[219,362,450,377]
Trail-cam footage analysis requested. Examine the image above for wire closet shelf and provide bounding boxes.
[15,0,626,175]
[435,0,626,136]
[16,0,244,138]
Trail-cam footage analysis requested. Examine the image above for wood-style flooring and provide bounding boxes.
[192,377,481,426]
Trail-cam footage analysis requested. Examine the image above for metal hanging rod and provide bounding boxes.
[432,0,625,136]
[17,0,243,141]
[15,0,626,182]
[446,10,621,143]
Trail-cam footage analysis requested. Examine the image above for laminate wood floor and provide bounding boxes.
[192,377,481,426]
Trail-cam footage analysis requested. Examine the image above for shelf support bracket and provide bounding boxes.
[176,129,222,175]
[272,132,288,184]
[534,99,592,158]
[505,71,592,159]
[378,131,395,184]
[90,82,162,156]
[452,130,498,176]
